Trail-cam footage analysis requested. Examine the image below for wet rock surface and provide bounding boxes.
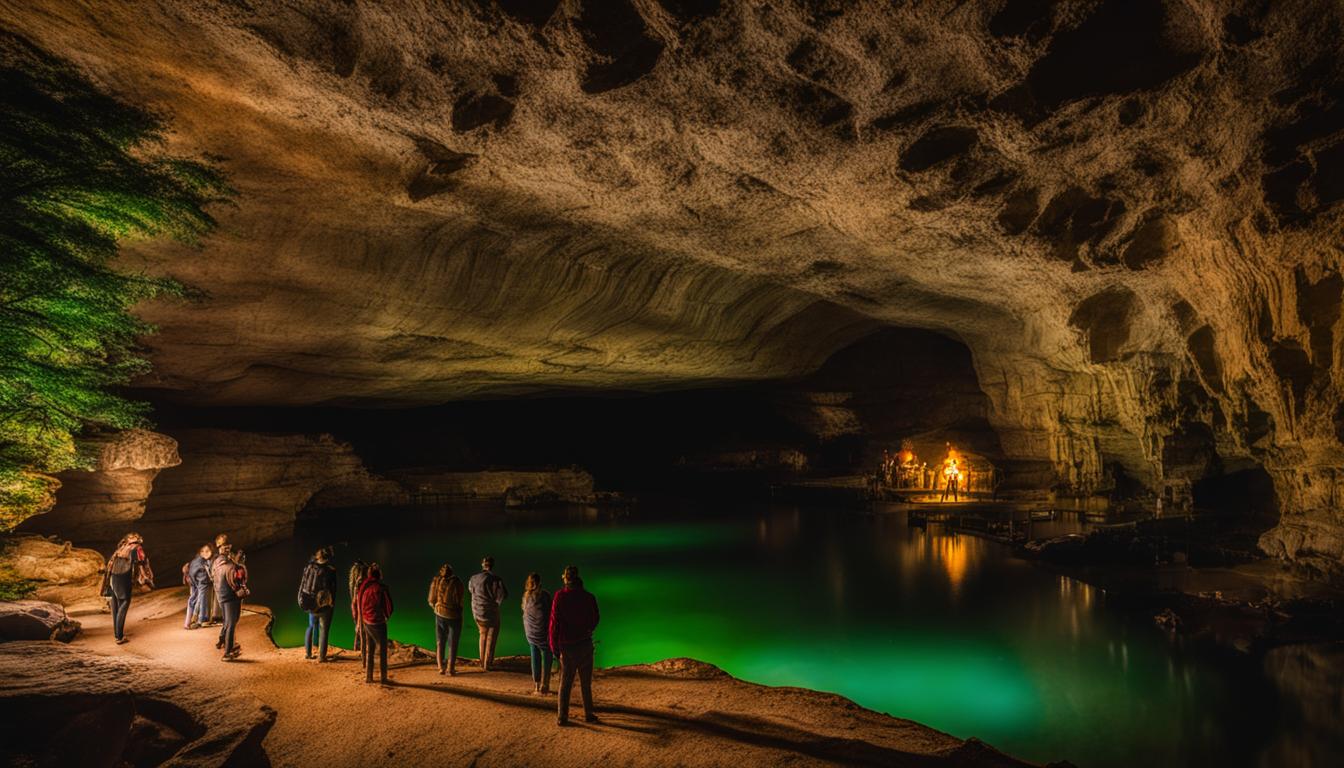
[3,1,1344,577]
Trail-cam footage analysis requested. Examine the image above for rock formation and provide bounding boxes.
[0,641,275,766]
[0,600,80,642]
[26,431,182,540]
[21,429,388,553]
[0,535,106,613]
[3,1,1343,576]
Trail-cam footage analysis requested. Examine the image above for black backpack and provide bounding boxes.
[297,563,320,611]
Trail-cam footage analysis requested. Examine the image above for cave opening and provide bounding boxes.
[142,325,1003,499]
[1191,466,1280,529]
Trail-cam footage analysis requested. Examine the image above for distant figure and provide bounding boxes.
[216,548,249,660]
[184,544,213,629]
[349,559,368,657]
[522,572,553,694]
[941,459,960,502]
[299,546,338,662]
[102,532,152,645]
[428,563,465,675]
[549,565,600,726]
[357,564,394,684]
[208,533,229,625]
[468,556,509,672]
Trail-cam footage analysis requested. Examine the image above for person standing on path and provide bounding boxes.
[522,572,553,694]
[349,559,368,659]
[216,548,249,660]
[427,563,465,675]
[208,533,229,625]
[357,564,394,684]
[184,544,213,629]
[298,546,338,662]
[102,532,152,645]
[467,556,508,671]
[549,565,600,726]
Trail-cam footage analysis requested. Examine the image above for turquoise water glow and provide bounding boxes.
[247,503,1334,767]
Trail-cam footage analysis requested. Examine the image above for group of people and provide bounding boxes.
[101,531,251,662]
[105,533,603,724]
[182,533,252,660]
[296,553,602,725]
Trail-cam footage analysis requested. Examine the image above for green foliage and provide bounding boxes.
[0,33,233,530]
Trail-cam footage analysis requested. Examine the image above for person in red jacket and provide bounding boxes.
[548,565,600,726]
[357,564,394,684]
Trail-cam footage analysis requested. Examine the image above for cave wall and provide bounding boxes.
[2,1,1343,575]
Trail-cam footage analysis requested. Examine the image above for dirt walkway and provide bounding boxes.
[64,589,1039,767]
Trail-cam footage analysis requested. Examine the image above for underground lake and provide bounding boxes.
[247,502,1334,768]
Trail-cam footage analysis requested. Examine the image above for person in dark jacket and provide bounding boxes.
[103,532,152,645]
[467,556,509,672]
[522,572,552,694]
[427,563,464,675]
[299,546,338,662]
[549,565,600,725]
[357,564,394,684]
[216,548,248,660]
[184,544,213,629]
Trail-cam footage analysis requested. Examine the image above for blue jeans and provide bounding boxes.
[186,583,210,627]
[529,642,553,689]
[435,616,462,673]
[305,607,333,660]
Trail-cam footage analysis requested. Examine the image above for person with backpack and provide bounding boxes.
[427,563,464,675]
[298,546,338,662]
[349,559,368,658]
[467,556,508,672]
[522,572,553,694]
[184,543,213,629]
[549,565,600,726]
[102,532,153,645]
[357,564,393,684]
[215,546,249,660]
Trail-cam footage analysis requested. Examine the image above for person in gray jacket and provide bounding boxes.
[467,556,509,671]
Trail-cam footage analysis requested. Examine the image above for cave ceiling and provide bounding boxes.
[4,0,1344,498]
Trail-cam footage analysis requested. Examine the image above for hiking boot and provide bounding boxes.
[115,638,128,645]
[188,621,200,630]
[584,714,601,724]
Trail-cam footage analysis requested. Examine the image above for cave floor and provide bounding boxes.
[65,589,1037,767]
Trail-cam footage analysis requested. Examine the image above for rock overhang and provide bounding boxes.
[4,0,1344,568]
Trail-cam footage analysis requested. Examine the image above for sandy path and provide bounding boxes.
[68,589,1038,767]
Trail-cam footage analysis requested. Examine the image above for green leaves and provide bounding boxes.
[0,32,233,529]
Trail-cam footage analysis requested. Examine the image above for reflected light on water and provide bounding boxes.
[936,535,969,596]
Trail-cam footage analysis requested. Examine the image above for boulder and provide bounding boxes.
[0,535,106,614]
[0,641,274,766]
[0,600,81,642]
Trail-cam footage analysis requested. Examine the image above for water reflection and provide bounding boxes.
[247,503,1341,768]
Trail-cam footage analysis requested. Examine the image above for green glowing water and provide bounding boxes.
[246,504,1329,767]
